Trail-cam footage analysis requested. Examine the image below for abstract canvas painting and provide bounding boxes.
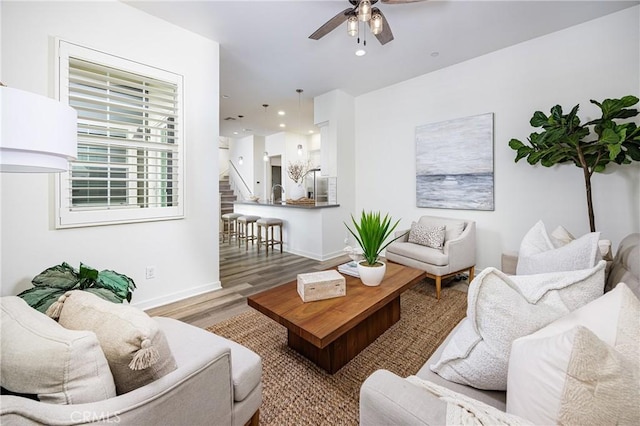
[416,113,494,210]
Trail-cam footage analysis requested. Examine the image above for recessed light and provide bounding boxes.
[222,94,230,99]
[278,111,285,116]
[243,128,252,132]
[233,131,238,135]
[430,52,439,57]
[308,130,314,134]
[279,123,286,128]
[355,49,366,57]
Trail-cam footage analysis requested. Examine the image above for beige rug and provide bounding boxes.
[207,280,467,425]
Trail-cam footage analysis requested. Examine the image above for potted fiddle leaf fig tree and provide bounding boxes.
[345,211,405,286]
[509,95,640,232]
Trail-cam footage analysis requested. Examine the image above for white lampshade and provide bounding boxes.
[1,86,77,173]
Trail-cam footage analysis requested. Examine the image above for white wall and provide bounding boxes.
[218,137,230,178]
[264,131,312,197]
[355,7,640,271]
[315,89,357,252]
[1,1,221,309]
[230,135,258,199]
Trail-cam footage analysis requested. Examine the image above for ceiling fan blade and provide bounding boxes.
[372,9,394,45]
[309,8,353,40]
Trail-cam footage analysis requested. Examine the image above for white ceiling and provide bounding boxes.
[125,0,638,139]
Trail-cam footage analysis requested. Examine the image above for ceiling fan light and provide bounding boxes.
[358,0,371,22]
[355,49,366,57]
[370,12,383,35]
[347,15,358,37]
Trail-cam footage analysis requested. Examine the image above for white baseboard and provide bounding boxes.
[132,281,222,311]
[285,246,345,262]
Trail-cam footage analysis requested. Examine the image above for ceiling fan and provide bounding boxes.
[309,0,426,46]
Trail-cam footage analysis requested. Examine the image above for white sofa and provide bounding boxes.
[360,233,639,425]
[0,301,262,426]
[386,216,476,299]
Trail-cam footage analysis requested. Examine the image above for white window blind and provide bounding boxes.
[56,41,184,227]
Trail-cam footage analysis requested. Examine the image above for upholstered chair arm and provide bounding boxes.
[360,369,447,426]
[443,221,476,273]
[394,229,410,242]
[501,251,519,275]
[0,319,234,426]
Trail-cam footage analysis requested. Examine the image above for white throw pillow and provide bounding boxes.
[507,283,640,425]
[54,290,177,395]
[408,222,446,249]
[430,261,606,390]
[417,217,466,242]
[516,220,600,275]
[0,296,116,404]
[549,225,575,248]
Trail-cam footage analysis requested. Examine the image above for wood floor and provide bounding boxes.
[145,239,351,328]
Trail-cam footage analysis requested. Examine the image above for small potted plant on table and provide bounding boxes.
[345,211,405,286]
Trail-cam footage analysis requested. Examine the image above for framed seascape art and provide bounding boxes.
[415,113,494,211]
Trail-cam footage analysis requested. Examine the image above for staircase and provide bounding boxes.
[219,176,237,220]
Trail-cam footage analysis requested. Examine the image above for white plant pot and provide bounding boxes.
[357,260,386,286]
[290,183,305,200]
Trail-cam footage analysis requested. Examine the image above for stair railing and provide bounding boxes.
[228,160,254,200]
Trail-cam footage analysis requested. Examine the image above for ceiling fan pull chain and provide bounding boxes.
[364,23,367,46]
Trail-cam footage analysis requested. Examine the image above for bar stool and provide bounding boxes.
[257,217,283,256]
[221,213,242,244]
[237,215,260,251]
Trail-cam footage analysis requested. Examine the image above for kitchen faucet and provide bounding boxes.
[271,184,285,203]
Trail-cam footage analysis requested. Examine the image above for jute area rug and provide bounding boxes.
[207,280,467,426]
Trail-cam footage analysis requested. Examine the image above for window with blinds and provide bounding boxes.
[56,41,184,227]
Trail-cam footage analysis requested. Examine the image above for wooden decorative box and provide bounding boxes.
[297,270,346,302]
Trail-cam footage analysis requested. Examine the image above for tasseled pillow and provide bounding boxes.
[47,290,177,394]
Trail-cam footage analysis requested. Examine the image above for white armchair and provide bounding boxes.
[385,216,476,299]
[0,301,262,426]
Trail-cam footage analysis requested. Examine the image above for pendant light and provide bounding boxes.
[358,0,372,22]
[1,85,77,172]
[296,89,303,134]
[296,89,304,156]
[262,103,269,136]
[347,15,358,37]
[262,104,269,161]
[370,10,383,35]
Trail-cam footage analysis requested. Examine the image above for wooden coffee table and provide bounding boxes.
[247,262,424,373]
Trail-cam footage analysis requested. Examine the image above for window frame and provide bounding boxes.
[55,39,185,228]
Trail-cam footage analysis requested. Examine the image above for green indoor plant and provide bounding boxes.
[509,95,640,232]
[345,211,405,286]
[17,262,136,314]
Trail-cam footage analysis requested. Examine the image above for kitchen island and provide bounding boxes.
[233,201,345,261]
